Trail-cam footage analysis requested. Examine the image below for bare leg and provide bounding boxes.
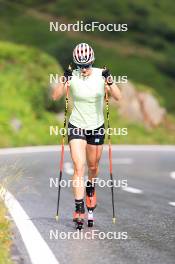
[69,139,87,199]
[86,144,103,183]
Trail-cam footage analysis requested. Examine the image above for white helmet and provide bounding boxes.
[73,43,95,65]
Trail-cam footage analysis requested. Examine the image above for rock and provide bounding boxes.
[114,81,166,128]
[117,82,143,123]
[55,112,65,123]
[10,118,22,132]
[138,92,166,127]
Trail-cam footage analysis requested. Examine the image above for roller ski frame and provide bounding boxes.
[87,209,94,227]
[86,187,96,227]
[73,212,85,230]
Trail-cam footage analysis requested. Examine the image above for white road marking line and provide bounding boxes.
[64,163,90,182]
[0,145,175,155]
[0,146,64,155]
[64,162,74,175]
[111,158,133,165]
[170,171,175,179]
[104,145,175,152]
[0,186,59,264]
[122,186,143,194]
[168,202,175,207]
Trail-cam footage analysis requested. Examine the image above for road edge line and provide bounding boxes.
[0,186,59,264]
[0,145,175,155]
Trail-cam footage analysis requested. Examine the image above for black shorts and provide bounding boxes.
[67,122,105,145]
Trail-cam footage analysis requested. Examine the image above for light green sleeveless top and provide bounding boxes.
[69,67,105,130]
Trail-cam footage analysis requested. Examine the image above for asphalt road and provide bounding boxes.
[0,146,175,264]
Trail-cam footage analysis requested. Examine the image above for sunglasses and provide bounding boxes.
[77,64,92,69]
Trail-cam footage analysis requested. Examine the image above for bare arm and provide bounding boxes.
[52,67,72,100]
[106,83,122,101]
[52,82,66,101]
[102,68,122,101]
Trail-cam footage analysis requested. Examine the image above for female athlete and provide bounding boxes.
[52,43,121,229]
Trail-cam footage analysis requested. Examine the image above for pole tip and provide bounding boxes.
[112,217,116,224]
[55,215,59,222]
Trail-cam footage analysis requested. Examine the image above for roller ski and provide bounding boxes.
[73,199,85,230]
[86,181,96,227]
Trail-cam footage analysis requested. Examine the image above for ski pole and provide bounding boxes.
[104,67,116,224]
[55,67,70,222]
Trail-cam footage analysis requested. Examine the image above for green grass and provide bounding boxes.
[105,105,175,144]
[0,41,64,147]
[0,0,174,113]
[0,202,12,264]
[9,0,175,59]
[0,0,174,146]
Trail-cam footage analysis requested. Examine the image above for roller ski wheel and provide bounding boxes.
[88,220,93,227]
[87,210,94,227]
[86,182,96,227]
[75,219,84,230]
[73,212,85,230]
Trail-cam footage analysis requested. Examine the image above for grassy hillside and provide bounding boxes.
[10,0,175,47]
[0,0,175,114]
[0,41,64,147]
[0,0,174,145]
[9,0,175,74]
[0,41,174,146]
